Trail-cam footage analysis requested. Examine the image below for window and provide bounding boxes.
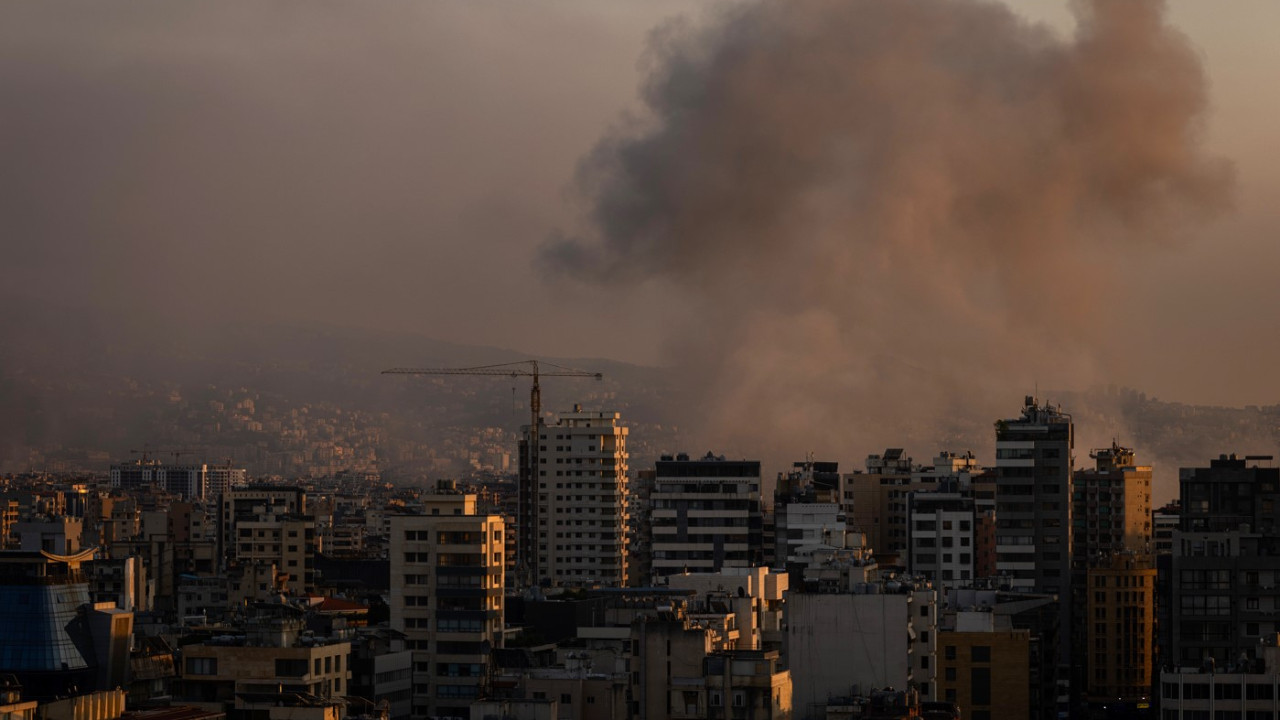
[971,667,991,705]
[186,657,217,675]
[945,646,956,660]
[1247,684,1273,700]
[276,659,308,677]
[945,668,956,681]
[972,646,991,662]
[1215,684,1242,700]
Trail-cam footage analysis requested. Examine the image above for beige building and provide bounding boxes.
[667,567,788,653]
[704,650,792,720]
[1085,555,1156,707]
[218,485,314,597]
[844,451,982,561]
[178,607,350,711]
[390,494,504,719]
[1072,444,1153,559]
[937,617,1031,720]
[532,406,629,587]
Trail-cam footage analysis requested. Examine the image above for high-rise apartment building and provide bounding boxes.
[1071,443,1153,561]
[389,494,504,719]
[994,396,1073,704]
[526,405,629,587]
[1179,454,1280,533]
[994,397,1074,594]
[1165,454,1280,668]
[651,453,764,580]
[1069,443,1153,709]
[908,492,976,590]
[1083,555,1156,710]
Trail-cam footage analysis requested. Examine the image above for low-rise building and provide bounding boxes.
[176,604,350,712]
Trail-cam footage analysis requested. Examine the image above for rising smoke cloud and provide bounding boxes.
[540,0,1233,463]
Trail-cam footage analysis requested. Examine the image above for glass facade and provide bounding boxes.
[0,582,93,672]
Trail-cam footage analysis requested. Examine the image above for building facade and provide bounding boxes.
[389,497,504,719]
[529,406,629,587]
[651,453,764,580]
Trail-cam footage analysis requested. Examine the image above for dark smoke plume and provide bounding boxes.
[541,0,1232,464]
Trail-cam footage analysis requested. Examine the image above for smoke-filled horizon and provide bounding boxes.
[4,0,1280,483]
[541,0,1233,462]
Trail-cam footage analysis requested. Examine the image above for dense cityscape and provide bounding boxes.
[4,0,1276,719]
[2,393,1275,720]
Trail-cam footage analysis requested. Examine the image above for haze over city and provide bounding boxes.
[3,0,1280,481]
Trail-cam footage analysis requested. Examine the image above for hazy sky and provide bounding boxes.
[3,0,1278,409]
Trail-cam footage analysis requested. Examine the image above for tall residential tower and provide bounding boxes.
[526,405,629,587]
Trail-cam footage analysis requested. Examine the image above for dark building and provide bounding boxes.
[0,549,132,701]
[651,453,764,580]
[1163,454,1280,669]
[994,396,1073,712]
[1179,454,1280,533]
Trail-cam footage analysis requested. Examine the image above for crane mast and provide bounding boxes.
[382,360,602,585]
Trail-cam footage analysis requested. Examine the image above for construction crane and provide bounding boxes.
[382,360,603,584]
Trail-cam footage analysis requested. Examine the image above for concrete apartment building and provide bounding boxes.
[785,577,938,719]
[1165,455,1280,668]
[994,395,1073,694]
[177,605,350,711]
[845,451,985,564]
[994,396,1074,593]
[667,567,788,653]
[1153,502,1180,555]
[945,588,1062,720]
[219,486,307,562]
[908,492,977,591]
[389,493,504,719]
[937,612,1031,720]
[1072,443,1153,561]
[111,461,246,501]
[773,461,843,568]
[529,406,629,587]
[1159,633,1280,720]
[1083,554,1156,710]
[1070,443,1153,711]
[629,607,792,720]
[651,453,764,579]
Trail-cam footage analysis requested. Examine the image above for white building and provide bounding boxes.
[530,405,629,587]
[777,503,844,565]
[908,492,976,589]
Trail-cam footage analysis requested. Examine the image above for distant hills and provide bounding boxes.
[2,294,1278,502]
